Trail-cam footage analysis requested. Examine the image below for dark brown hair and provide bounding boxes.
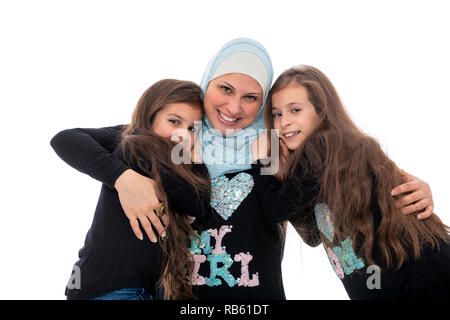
[264,65,449,269]
[119,79,210,299]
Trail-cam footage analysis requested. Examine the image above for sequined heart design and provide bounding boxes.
[314,203,334,242]
[210,173,254,220]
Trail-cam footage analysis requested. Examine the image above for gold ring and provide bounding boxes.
[155,202,166,218]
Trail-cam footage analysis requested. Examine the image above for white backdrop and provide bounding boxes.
[1,0,449,300]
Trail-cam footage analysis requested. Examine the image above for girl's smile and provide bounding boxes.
[282,130,301,140]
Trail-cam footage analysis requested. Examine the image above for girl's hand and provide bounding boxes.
[391,171,434,220]
[114,169,169,242]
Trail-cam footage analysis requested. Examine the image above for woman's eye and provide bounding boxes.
[245,96,257,102]
[169,119,179,125]
[272,113,281,118]
[220,86,232,94]
[292,108,301,113]
[188,126,195,132]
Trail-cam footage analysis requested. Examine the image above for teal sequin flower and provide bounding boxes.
[314,203,334,242]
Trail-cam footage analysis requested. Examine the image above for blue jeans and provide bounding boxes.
[89,287,153,300]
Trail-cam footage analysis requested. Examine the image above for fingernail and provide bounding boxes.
[417,215,423,220]
[161,231,167,238]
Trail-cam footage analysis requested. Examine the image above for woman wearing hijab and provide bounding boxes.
[50,38,435,299]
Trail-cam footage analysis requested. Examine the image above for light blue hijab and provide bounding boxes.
[199,38,273,178]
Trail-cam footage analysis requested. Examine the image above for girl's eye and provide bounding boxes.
[220,86,232,94]
[188,126,195,132]
[169,119,179,125]
[292,108,301,114]
[272,113,281,118]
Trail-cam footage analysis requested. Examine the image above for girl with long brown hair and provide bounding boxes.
[255,65,450,299]
[51,79,211,300]
[51,39,437,300]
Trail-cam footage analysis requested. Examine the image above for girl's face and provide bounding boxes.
[203,73,263,135]
[271,84,321,151]
[152,102,203,150]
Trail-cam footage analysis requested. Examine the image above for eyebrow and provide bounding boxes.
[168,113,186,121]
[219,81,262,96]
[272,102,303,109]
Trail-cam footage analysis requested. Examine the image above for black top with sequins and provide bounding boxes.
[253,159,450,299]
[189,165,286,300]
[50,126,286,300]
[51,126,211,300]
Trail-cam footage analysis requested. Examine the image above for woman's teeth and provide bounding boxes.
[218,110,239,123]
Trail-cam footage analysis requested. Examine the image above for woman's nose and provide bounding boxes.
[223,96,241,116]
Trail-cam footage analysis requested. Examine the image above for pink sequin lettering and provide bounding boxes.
[234,252,259,287]
[210,225,232,255]
[191,254,206,285]
[326,247,345,279]
[189,225,260,288]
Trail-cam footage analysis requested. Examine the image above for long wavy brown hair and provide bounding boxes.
[119,79,210,299]
[264,65,449,269]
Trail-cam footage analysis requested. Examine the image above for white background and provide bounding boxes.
[1,0,449,299]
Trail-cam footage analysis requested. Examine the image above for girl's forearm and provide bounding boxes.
[50,125,128,189]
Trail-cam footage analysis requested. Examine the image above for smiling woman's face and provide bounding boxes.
[203,73,263,135]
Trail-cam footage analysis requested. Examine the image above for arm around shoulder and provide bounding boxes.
[50,125,129,189]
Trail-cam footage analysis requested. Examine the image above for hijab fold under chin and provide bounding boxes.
[199,38,273,179]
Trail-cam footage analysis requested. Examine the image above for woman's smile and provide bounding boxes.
[216,109,242,126]
[203,73,263,135]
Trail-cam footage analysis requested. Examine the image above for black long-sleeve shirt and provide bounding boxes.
[51,127,211,300]
[51,126,288,300]
[253,159,450,299]
[253,160,322,247]
[51,125,129,190]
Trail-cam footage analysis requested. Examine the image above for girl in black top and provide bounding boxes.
[51,79,212,300]
[255,65,450,299]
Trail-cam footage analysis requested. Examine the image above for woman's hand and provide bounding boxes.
[391,170,434,220]
[114,169,169,242]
